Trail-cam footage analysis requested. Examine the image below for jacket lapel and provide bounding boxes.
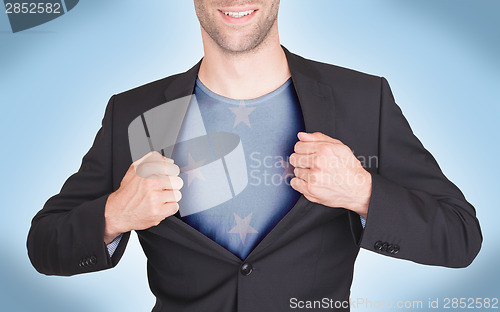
[283,46,336,136]
[163,60,201,101]
[157,46,337,262]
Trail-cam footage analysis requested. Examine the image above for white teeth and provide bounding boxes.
[222,10,255,18]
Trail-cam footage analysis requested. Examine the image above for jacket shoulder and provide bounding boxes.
[113,72,183,104]
[290,52,382,87]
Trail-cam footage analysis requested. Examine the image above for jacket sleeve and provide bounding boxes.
[354,77,482,268]
[27,96,130,276]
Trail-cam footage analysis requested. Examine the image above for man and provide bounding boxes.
[27,0,482,311]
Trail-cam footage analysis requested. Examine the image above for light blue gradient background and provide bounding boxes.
[1,1,498,311]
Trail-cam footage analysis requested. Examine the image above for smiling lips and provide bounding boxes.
[220,9,256,18]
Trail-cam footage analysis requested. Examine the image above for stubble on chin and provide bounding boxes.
[195,1,280,55]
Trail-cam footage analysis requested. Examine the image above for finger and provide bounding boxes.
[142,153,174,165]
[290,177,315,197]
[295,140,345,155]
[294,167,326,185]
[290,177,320,204]
[298,132,342,144]
[162,202,180,217]
[124,153,161,183]
[159,175,184,190]
[136,162,180,178]
[290,176,306,193]
[289,153,316,168]
[294,141,329,154]
[124,152,159,183]
[133,151,162,166]
[137,162,179,178]
[293,167,310,181]
[165,163,180,175]
[158,190,182,203]
[164,157,174,163]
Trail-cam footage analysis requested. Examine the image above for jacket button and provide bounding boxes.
[387,244,395,254]
[240,263,253,276]
[381,242,389,252]
[89,256,97,265]
[393,245,400,254]
[79,259,87,267]
[374,241,383,251]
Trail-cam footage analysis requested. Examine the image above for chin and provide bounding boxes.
[219,36,261,54]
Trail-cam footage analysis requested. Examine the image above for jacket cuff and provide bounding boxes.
[357,173,406,257]
[70,194,114,273]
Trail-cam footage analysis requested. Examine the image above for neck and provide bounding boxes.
[198,24,291,100]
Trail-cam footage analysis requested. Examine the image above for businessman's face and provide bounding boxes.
[194,0,280,53]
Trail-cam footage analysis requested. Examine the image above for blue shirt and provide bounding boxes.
[172,77,305,259]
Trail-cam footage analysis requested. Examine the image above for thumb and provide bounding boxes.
[297,132,340,143]
[122,152,155,182]
[126,151,172,179]
[133,151,160,167]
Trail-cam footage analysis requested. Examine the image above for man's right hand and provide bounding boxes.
[103,151,183,244]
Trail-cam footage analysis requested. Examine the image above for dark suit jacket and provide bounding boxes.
[27,46,482,311]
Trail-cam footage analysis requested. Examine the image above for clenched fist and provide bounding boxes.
[104,151,184,244]
[289,132,372,219]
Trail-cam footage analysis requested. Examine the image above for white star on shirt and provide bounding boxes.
[228,213,258,245]
[228,101,257,128]
[180,153,206,187]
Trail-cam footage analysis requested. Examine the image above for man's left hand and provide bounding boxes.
[289,132,372,219]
